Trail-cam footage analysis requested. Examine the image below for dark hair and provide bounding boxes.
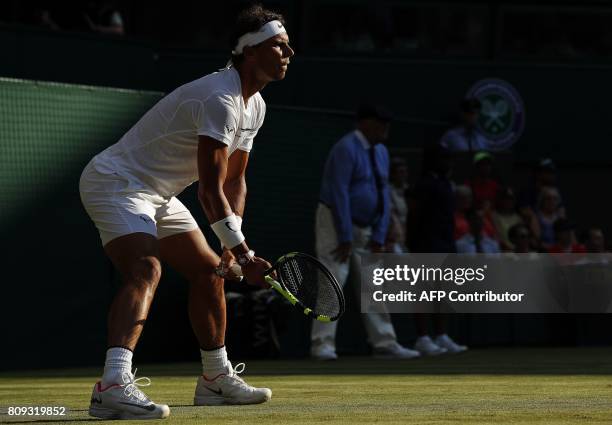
[230,4,286,65]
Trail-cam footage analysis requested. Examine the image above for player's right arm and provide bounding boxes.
[197,136,271,286]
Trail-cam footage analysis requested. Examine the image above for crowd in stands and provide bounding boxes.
[10,2,612,62]
[387,101,608,258]
[9,1,125,36]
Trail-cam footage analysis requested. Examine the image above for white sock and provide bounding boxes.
[201,346,228,377]
[101,347,133,386]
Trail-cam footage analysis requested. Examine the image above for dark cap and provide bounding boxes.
[460,97,482,113]
[473,151,493,164]
[356,104,393,122]
[537,158,556,172]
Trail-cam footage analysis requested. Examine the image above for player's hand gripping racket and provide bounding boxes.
[218,252,345,322]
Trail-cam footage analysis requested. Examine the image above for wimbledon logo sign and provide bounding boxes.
[466,78,525,150]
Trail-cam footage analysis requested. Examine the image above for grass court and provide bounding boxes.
[1,347,612,424]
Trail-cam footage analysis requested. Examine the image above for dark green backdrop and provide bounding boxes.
[2,77,611,371]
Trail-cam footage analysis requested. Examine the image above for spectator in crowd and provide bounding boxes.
[548,219,586,253]
[456,209,501,254]
[508,223,536,253]
[579,227,612,264]
[585,227,607,253]
[386,157,409,253]
[518,158,566,217]
[439,98,490,152]
[491,187,523,251]
[407,145,467,355]
[312,104,420,360]
[536,186,563,249]
[465,151,500,211]
[31,5,60,31]
[454,184,496,241]
[84,1,125,36]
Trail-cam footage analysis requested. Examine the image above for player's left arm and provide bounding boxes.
[225,96,263,221]
[218,150,249,271]
[224,150,249,219]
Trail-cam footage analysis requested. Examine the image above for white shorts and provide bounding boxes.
[79,160,199,246]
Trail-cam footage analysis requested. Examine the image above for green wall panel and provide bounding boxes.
[0,78,163,223]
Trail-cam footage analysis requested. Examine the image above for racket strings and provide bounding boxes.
[279,257,341,318]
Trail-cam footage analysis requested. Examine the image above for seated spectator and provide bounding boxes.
[456,209,501,254]
[491,187,522,251]
[518,158,566,218]
[84,1,125,36]
[508,223,537,253]
[536,186,563,249]
[548,219,586,253]
[440,98,491,152]
[31,7,60,30]
[465,151,500,211]
[578,227,612,265]
[585,227,607,253]
[454,185,496,240]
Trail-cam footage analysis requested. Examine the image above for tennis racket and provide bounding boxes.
[218,252,345,322]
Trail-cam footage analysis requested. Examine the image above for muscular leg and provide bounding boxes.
[89,232,170,419]
[158,229,224,349]
[104,232,162,350]
[159,229,272,405]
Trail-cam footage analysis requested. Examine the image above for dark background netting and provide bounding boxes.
[2,73,612,369]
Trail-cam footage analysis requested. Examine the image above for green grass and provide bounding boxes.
[1,348,612,424]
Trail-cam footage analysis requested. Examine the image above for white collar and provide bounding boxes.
[354,130,371,149]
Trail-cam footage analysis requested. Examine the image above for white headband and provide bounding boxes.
[232,20,287,55]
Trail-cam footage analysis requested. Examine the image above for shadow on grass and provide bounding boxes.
[1,348,612,378]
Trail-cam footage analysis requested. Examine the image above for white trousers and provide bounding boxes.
[311,204,397,350]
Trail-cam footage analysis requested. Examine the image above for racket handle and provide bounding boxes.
[221,263,275,284]
[229,263,243,277]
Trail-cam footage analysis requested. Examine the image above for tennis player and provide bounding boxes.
[79,5,293,420]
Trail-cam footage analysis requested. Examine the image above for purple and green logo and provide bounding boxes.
[467,78,525,150]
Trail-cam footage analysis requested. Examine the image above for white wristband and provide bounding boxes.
[220,214,242,249]
[211,214,245,249]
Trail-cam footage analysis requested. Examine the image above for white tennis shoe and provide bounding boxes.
[311,344,338,361]
[88,370,170,420]
[435,334,468,353]
[414,335,448,356]
[194,362,272,405]
[373,342,421,359]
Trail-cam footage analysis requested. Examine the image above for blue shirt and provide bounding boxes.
[440,127,491,152]
[319,130,390,245]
